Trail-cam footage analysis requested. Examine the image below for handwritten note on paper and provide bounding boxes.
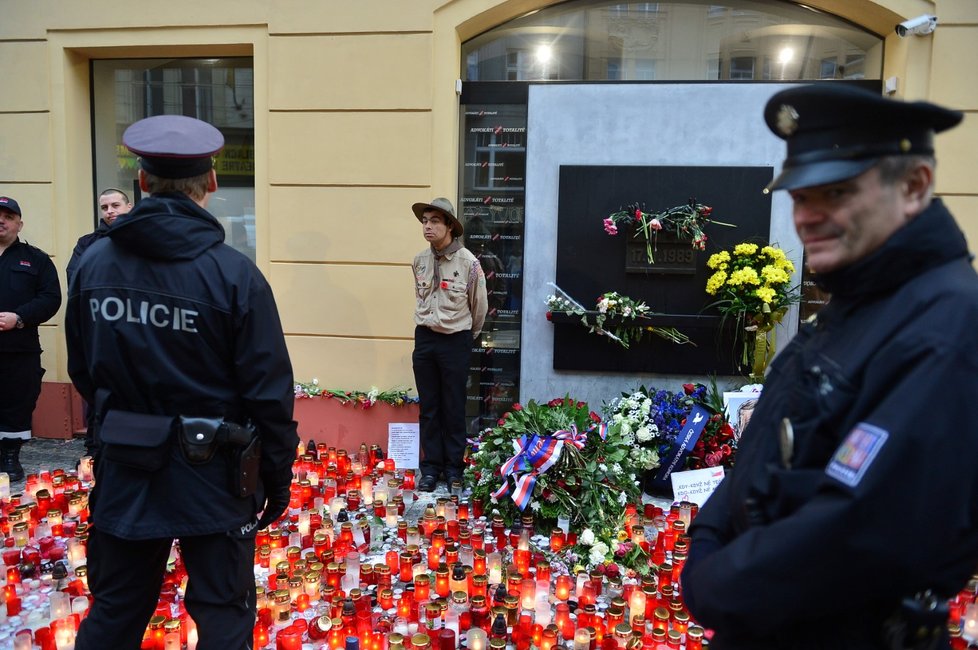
[388,423,420,470]
[670,467,726,506]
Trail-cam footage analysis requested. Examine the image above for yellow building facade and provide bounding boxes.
[1,0,975,419]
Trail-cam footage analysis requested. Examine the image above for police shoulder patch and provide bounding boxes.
[825,423,888,488]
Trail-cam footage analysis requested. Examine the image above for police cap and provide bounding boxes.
[123,115,225,179]
[764,83,962,192]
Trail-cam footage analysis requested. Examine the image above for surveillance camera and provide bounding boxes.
[895,14,937,37]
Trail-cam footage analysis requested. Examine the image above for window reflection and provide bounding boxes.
[91,57,256,262]
[462,0,881,82]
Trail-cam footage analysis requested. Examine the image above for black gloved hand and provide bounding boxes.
[256,470,292,530]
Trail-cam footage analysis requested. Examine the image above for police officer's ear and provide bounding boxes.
[206,169,218,194]
[137,168,151,193]
[900,161,934,218]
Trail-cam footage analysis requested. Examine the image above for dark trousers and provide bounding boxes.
[0,353,42,433]
[76,526,257,650]
[412,326,471,479]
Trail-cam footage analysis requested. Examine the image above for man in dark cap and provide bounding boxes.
[66,115,298,649]
[411,197,487,492]
[682,84,978,649]
[0,196,62,481]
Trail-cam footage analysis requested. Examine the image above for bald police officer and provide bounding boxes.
[66,115,298,649]
[681,84,978,649]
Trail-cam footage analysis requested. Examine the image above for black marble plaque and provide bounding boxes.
[554,165,774,375]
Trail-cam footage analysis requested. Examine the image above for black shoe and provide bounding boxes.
[0,439,24,482]
[418,475,438,492]
[445,473,463,487]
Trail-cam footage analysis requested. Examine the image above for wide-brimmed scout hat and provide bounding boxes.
[763,83,962,192]
[412,197,463,238]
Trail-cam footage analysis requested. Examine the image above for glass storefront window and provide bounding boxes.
[91,57,256,261]
[462,0,882,82]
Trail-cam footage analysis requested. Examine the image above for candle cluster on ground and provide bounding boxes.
[2,445,977,649]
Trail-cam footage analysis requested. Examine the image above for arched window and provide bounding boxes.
[463,0,882,82]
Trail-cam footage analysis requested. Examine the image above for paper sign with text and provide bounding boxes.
[670,466,726,506]
[387,423,420,470]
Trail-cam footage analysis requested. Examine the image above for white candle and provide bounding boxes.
[467,628,488,650]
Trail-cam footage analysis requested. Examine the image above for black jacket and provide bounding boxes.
[0,238,62,353]
[683,199,978,649]
[65,220,110,287]
[66,192,298,539]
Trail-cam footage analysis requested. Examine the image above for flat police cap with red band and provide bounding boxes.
[123,115,225,180]
[764,83,962,192]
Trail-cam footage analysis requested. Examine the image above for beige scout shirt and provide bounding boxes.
[413,242,488,337]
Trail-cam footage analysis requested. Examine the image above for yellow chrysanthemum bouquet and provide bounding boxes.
[705,243,800,381]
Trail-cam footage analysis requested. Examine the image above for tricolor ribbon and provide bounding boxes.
[492,433,566,510]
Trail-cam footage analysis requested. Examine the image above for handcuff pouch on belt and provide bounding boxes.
[177,417,260,498]
[98,410,176,472]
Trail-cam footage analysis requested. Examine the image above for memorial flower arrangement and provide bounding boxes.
[465,397,643,535]
[555,510,655,578]
[606,381,737,478]
[294,379,417,408]
[705,242,800,380]
[603,198,734,264]
[545,290,691,349]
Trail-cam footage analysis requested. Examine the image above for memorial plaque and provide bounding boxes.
[625,236,697,275]
[554,164,774,374]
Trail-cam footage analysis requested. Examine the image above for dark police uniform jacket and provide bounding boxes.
[65,221,110,287]
[683,199,978,650]
[0,238,61,354]
[66,192,298,540]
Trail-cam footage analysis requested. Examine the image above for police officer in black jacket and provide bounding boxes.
[0,195,62,481]
[681,85,978,650]
[66,115,298,649]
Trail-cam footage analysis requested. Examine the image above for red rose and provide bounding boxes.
[546,311,552,321]
[682,383,696,395]
[576,401,585,409]
[590,411,601,423]
[720,423,734,436]
[634,209,643,222]
[497,418,505,426]
[701,206,713,216]
[512,403,523,411]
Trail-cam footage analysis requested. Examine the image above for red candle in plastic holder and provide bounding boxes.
[415,575,431,602]
[554,603,573,640]
[427,546,440,571]
[6,565,21,585]
[2,547,20,566]
[399,552,414,583]
[276,624,303,650]
[446,519,460,540]
[554,575,572,601]
[7,595,22,616]
[473,550,487,576]
[550,529,565,552]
